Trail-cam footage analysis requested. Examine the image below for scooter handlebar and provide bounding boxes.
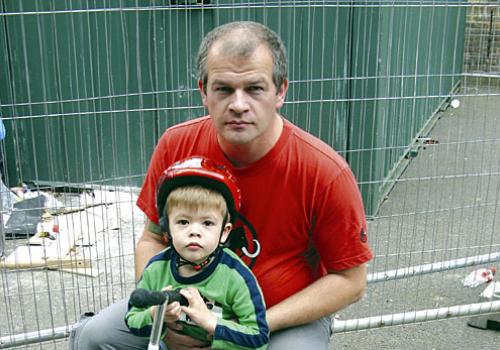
[129,288,188,308]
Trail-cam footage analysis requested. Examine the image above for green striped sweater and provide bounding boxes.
[125,247,268,349]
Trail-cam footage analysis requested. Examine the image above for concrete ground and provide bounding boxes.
[0,83,499,349]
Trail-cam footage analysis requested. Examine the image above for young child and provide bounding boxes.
[125,156,268,349]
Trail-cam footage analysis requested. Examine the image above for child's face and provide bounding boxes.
[168,205,232,265]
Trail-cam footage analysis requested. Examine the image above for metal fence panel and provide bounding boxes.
[1,1,498,349]
[0,0,158,187]
[349,2,466,215]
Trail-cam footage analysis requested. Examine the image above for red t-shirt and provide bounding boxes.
[137,116,373,308]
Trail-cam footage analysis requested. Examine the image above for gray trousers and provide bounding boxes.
[69,298,332,350]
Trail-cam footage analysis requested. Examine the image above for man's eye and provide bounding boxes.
[248,86,263,92]
[215,86,231,93]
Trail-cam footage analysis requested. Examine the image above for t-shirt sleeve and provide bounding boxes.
[313,166,373,271]
[136,135,170,225]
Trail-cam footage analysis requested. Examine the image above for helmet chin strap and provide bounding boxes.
[176,252,216,271]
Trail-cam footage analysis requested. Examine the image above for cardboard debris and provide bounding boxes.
[1,210,101,268]
[1,204,118,277]
[1,246,90,269]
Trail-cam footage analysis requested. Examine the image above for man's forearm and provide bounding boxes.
[134,222,167,280]
[266,264,367,332]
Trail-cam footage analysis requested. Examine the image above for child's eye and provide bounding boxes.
[177,219,189,225]
[203,220,215,226]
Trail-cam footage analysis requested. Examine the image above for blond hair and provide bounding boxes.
[165,185,228,219]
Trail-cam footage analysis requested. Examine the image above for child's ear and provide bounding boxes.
[220,223,233,244]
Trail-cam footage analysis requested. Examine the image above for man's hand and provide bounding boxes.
[266,264,367,332]
[164,324,211,350]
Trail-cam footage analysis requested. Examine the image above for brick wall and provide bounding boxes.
[463,1,500,74]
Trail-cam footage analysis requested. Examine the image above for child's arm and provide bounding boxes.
[125,253,178,337]
[210,277,269,350]
[125,276,155,337]
[180,255,269,349]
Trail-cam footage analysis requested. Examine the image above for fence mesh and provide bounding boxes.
[0,1,499,349]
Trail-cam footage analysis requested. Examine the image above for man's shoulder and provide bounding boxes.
[285,119,349,173]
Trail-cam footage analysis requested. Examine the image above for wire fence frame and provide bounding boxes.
[0,251,499,347]
[0,1,499,348]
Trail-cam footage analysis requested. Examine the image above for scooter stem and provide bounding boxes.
[148,296,168,350]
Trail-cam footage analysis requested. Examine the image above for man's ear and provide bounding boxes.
[275,79,289,109]
[220,223,233,244]
[198,80,208,107]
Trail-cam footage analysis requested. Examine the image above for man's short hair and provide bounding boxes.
[197,21,288,92]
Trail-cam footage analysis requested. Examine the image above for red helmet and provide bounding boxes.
[156,156,241,227]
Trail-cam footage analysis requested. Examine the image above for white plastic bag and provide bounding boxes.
[462,267,497,288]
[0,179,16,212]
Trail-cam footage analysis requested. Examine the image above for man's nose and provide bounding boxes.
[229,90,249,113]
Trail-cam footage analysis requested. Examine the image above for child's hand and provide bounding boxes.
[180,287,217,334]
[162,286,182,323]
[164,299,182,323]
[147,286,182,323]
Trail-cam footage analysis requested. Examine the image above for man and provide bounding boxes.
[71,21,372,350]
